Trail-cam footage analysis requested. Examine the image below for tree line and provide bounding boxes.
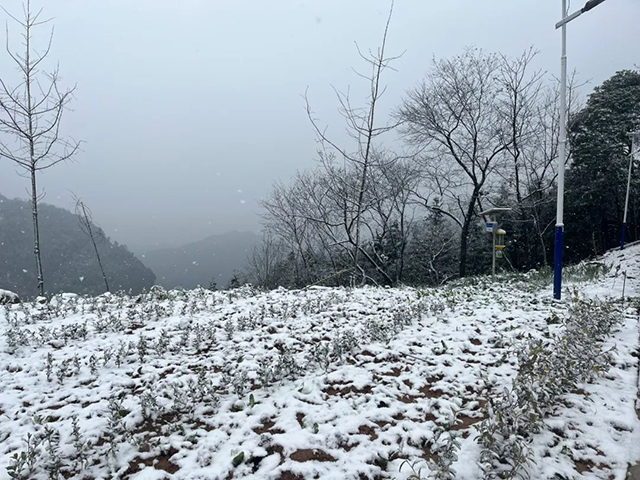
[247,8,640,289]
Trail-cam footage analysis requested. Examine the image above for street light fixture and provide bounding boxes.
[553,0,609,300]
[480,208,511,277]
[621,132,640,250]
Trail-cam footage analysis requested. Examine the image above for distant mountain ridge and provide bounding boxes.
[0,194,156,298]
[141,231,259,289]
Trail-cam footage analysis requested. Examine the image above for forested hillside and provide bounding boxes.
[0,195,155,298]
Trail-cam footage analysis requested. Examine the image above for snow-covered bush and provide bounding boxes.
[477,298,622,479]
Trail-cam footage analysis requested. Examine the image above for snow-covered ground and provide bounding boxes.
[1,247,639,480]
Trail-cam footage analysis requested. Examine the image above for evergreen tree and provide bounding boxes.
[565,70,640,260]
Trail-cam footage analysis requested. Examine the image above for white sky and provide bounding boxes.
[0,0,638,249]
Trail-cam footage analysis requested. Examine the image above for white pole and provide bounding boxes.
[622,133,639,249]
[554,0,567,300]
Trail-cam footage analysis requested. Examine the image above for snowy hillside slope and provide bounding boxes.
[0,246,639,480]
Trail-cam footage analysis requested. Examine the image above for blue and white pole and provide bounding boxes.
[554,0,568,300]
[553,0,609,299]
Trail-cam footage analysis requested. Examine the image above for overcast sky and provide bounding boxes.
[0,0,638,250]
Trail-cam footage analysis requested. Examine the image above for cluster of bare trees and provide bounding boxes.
[249,20,581,288]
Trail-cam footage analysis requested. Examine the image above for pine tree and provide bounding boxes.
[565,70,640,260]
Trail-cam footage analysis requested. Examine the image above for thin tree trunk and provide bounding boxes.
[92,239,109,293]
[459,188,480,277]
[25,21,44,297]
[30,169,44,296]
[79,202,110,292]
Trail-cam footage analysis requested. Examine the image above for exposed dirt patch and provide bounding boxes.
[253,418,283,435]
[253,419,276,435]
[324,384,373,397]
[123,446,179,476]
[418,384,444,399]
[290,449,336,462]
[397,394,417,404]
[358,424,378,441]
[382,367,402,377]
[573,458,608,474]
[276,471,305,480]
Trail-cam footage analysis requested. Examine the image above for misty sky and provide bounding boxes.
[0,0,638,250]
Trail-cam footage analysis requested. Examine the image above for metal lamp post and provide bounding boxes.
[553,0,609,300]
[621,132,640,250]
[480,208,511,277]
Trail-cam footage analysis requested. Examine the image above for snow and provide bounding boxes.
[0,289,19,305]
[0,247,639,479]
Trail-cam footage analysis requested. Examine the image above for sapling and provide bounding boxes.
[6,451,28,479]
[139,392,159,421]
[155,329,169,354]
[224,320,235,340]
[88,355,98,375]
[71,416,89,470]
[178,326,191,351]
[72,354,81,374]
[102,347,113,366]
[46,353,53,382]
[137,335,149,363]
[43,425,61,480]
[427,412,461,480]
[105,397,129,458]
[56,359,71,385]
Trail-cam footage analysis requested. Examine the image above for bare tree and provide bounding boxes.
[246,231,287,290]
[399,48,510,277]
[304,0,402,285]
[74,195,109,293]
[496,57,584,267]
[365,156,421,283]
[0,1,80,296]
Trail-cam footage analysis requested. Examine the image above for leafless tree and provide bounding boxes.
[0,1,80,296]
[246,231,287,289]
[73,195,109,293]
[399,48,511,277]
[304,0,402,285]
[496,55,584,266]
[365,156,421,282]
[260,175,318,286]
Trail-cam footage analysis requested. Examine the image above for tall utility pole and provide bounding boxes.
[621,132,640,250]
[554,0,568,300]
[553,0,609,300]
